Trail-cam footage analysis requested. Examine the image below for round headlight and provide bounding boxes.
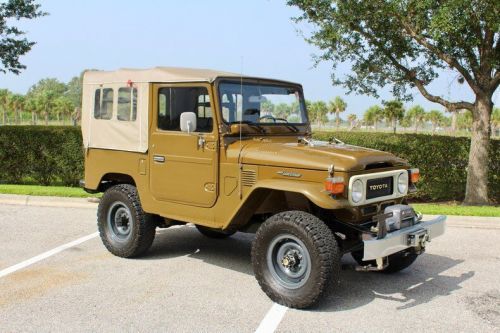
[351,179,364,203]
[397,172,409,194]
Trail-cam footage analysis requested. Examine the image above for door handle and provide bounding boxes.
[153,155,165,163]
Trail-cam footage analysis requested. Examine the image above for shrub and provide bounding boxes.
[0,126,83,186]
[0,126,498,202]
[314,131,499,202]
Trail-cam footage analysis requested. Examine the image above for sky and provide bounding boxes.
[1,0,497,118]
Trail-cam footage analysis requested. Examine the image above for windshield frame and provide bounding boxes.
[215,78,309,129]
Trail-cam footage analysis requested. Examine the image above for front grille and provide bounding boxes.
[366,177,393,199]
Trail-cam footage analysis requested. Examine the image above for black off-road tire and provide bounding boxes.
[251,211,341,309]
[351,249,418,273]
[195,225,236,239]
[97,184,156,258]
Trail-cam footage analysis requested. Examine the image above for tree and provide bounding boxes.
[328,96,347,128]
[54,95,74,124]
[457,110,473,131]
[26,78,66,124]
[406,105,426,133]
[0,88,10,124]
[383,100,405,134]
[309,101,328,127]
[7,93,24,124]
[0,0,46,74]
[347,113,357,130]
[288,0,499,204]
[363,105,383,131]
[426,110,445,134]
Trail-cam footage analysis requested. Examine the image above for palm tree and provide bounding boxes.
[24,97,38,125]
[363,105,383,131]
[0,89,11,125]
[347,114,357,130]
[328,96,347,128]
[406,105,426,133]
[383,100,405,134]
[8,94,25,125]
[426,110,445,134]
[309,101,328,128]
[54,96,74,124]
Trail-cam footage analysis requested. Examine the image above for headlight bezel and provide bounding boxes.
[397,171,409,194]
[351,179,364,203]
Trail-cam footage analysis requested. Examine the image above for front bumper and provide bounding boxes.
[362,215,446,261]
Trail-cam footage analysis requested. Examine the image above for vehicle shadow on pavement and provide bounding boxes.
[145,227,474,312]
[144,227,255,275]
[316,254,474,312]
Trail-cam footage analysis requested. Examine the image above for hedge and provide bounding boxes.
[314,131,499,202]
[0,126,498,202]
[0,126,83,186]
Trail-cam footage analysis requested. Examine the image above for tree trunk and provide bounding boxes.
[374,120,378,131]
[44,111,49,125]
[414,120,418,133]
[2,109,5,125]
[15,109,20,125]
[32,111,35,125]
[392,118,396,134]
[463,97,491,205]
[335,110,340,128]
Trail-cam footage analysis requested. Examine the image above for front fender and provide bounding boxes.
[251,179,349,210]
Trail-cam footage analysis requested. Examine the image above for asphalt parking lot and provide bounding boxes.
[1,198,499,332]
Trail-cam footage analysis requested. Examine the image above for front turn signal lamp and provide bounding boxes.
[325,177,345,195]
[409,168,420,183]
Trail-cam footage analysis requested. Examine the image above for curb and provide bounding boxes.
[0,194,98,209]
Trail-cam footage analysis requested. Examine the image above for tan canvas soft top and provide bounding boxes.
[81,67,301,154]
[83,67,242,84]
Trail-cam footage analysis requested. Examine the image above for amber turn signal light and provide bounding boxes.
[325,177,345,194]
[409,168,420,183]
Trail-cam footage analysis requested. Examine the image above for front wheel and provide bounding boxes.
[251,211,340,309]
[97,184,156,258]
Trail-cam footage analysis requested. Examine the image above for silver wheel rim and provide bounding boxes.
[266,234,311,289]
[107,201,132,242]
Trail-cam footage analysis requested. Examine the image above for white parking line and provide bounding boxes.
[0,232,99,279]
[255,303,288,333]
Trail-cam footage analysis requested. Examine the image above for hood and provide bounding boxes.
[237,140,406,172]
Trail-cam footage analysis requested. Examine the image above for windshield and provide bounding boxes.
[218,81,307,124]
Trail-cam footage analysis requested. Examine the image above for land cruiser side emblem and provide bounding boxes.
[369,184,388,190]
[277,171,302,178]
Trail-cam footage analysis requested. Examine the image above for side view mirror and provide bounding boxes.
[180,112,197,133]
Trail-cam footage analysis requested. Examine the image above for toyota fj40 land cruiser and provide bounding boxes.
[81,67,446,308]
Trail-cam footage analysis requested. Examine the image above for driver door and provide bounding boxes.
[149,83,218,207]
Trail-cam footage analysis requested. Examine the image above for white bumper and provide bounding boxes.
[362,215,446,261]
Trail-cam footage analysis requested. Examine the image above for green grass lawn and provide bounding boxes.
[0,184,100,198]
[411,203,500,217]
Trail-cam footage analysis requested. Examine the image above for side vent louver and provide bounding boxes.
[241,170,257,187]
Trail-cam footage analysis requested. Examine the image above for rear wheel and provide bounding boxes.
[195,225,236,239]
[252,211,340,309]
[351,249,418,273]
[97,184,156,258]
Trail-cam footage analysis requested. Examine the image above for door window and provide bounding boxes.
[158,87,213,133]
